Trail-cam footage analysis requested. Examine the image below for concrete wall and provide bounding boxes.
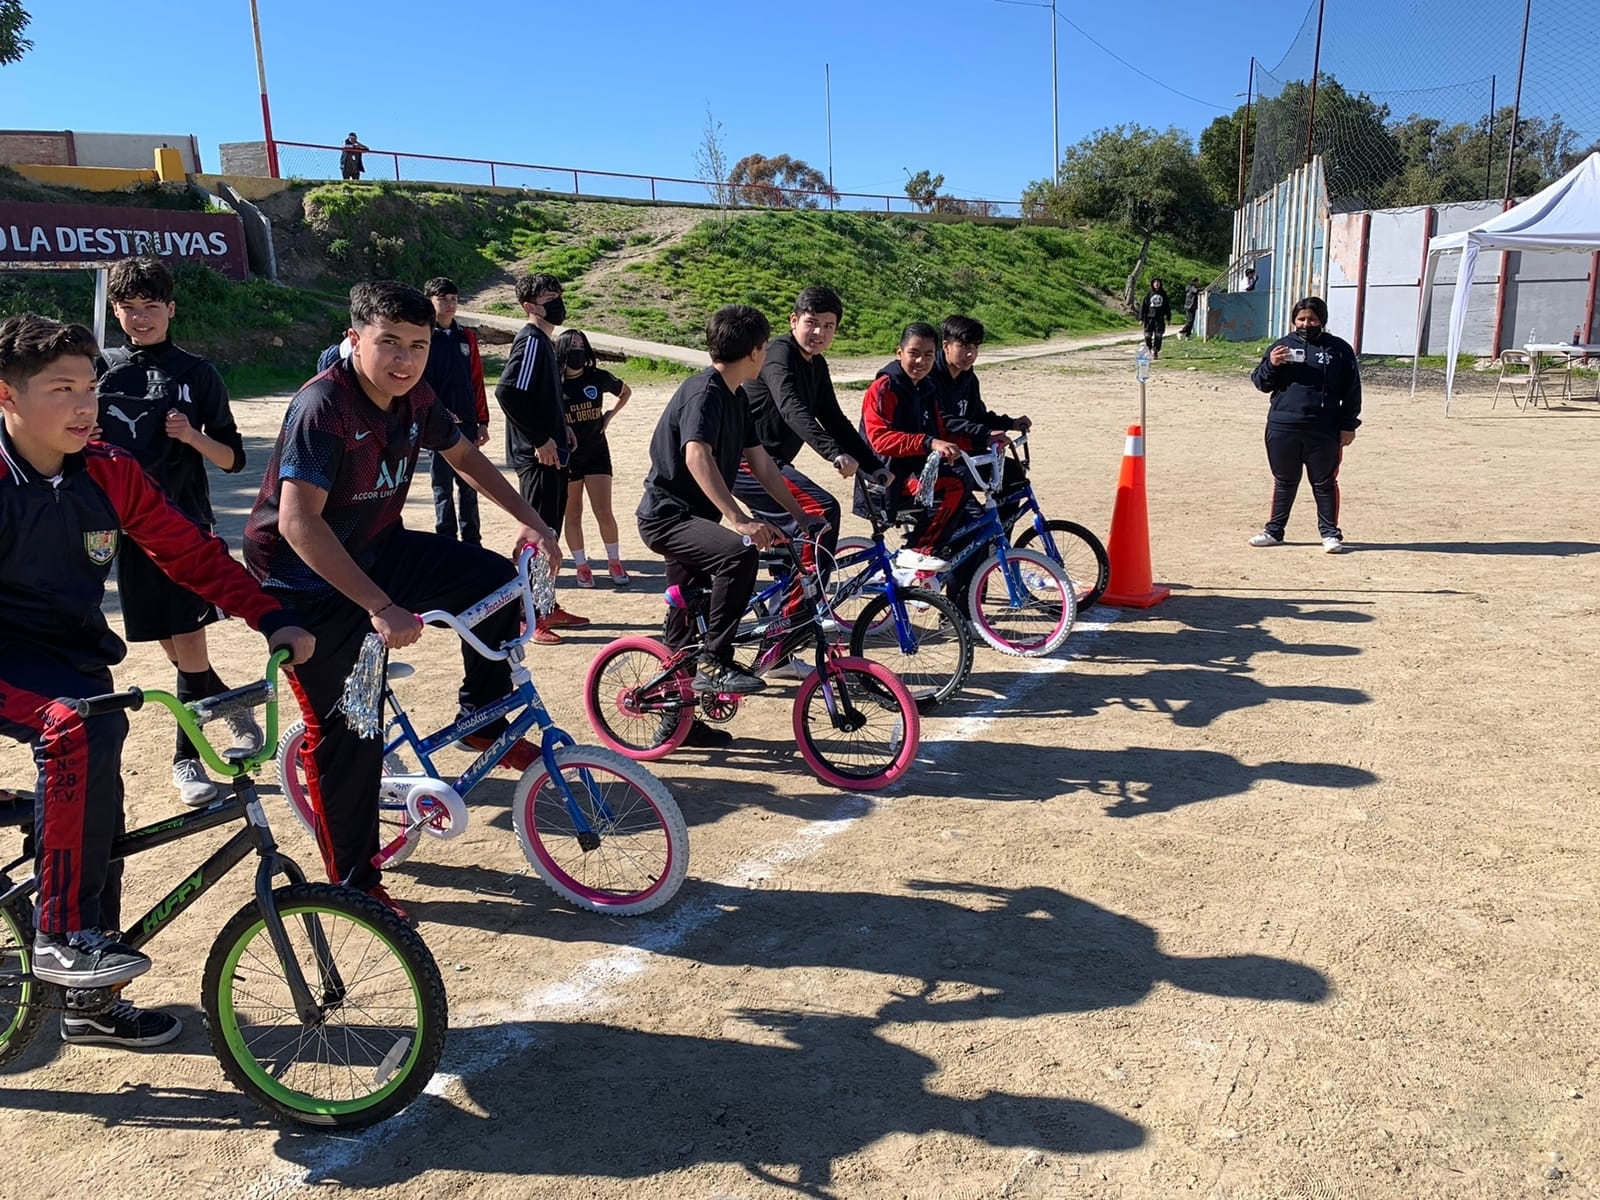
[0,130,199,171]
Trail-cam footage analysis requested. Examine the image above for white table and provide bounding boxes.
[1523,343,1600,404]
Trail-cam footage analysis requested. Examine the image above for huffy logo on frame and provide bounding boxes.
[83,529,119,565]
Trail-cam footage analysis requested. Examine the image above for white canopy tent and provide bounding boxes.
[1410,152,1600,412]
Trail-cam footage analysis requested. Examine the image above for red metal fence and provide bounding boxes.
[272,140,1024,219]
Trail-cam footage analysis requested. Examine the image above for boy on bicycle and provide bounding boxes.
[636,305,817,701]
[243,282,559,924]
[0,314,313,1047]
[929,315,1032,521]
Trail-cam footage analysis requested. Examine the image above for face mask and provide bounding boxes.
[1299,325,1324,343]
[540,298,567,326]
[564,350,588,369]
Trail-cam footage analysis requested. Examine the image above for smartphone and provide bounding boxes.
[1288,347,1306,363]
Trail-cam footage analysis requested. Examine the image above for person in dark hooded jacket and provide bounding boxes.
[1139,278,1171,358]
[1247,295,1361,553]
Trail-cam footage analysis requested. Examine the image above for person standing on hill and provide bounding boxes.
[1139,278,1170,359]
[339,134,368,181]
[1247,295,1361,554]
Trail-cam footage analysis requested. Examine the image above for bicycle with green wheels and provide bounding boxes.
[0,651,447,1129]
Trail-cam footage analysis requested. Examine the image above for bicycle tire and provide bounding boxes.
[1013,518,1110,609]
[966,547,1077,658]
[0,892,51,1068]
[793,657,920,792]
[276,722,416,866]
[847,587,973,712]
[511,744,689,915]
[202,881,446,1129]
[584,638,694,761]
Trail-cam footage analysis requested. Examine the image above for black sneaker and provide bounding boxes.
[61,998,182,1048]
[32,930,151,988]
[681,721,734,748]
[692,658,766,696]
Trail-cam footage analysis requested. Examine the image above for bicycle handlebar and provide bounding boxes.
[72,689,146,718]
[414,545,546,662]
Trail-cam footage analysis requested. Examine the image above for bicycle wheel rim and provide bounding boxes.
[970,552,1073,655]
[211,899,431,1121]
[794,660,919,789]
[281,724,414,862]
[517,751,685,912]
[1016,520,1109,609]
[585,641,692,758]
[849,590,970,707]
[0,900,40,1058]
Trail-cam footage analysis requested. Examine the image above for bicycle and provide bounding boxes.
[0,652,447,1129]
[584,537,921,791]
[841,448,1078,658]
[275,548,688,916]
[989,433,1111,611]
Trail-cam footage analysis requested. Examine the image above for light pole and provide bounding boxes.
[248,0,279,178]
[995,0,1060,184]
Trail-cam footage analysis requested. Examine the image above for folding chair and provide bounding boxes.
[1492,350,1541,410]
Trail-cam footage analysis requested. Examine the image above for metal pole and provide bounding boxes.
[825,64,835,209]
[1236,58,1254,207]
[1303,0,1325,167]
[248,0,279,178]
[1503,0,1531,202]
[92,268,108,348]
[1485,74,1496,199]
[1050,0,1060,183]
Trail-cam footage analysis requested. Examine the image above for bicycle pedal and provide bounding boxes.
[62,985,119,1014]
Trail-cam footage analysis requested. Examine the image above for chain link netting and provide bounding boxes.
[1247,0,1600,210]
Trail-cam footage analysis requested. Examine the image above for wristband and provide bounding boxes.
[368,601,395,618]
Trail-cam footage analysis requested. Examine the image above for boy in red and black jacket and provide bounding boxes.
[0,314,313,1048]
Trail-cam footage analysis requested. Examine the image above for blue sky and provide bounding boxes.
[1,0,1574,201]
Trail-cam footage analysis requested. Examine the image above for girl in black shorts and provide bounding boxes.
[556,330,632,586]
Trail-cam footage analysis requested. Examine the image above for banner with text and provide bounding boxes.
[0,201,248,280]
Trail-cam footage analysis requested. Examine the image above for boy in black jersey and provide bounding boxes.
[95,256,261,808]
[637,306,816,699]
[555,329,632,587]
[244,282,560,922]
[495,272,588,640]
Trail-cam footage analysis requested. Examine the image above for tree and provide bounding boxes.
[1247,76,1400,208]
[1021,124,1225,308]
[692,107,732,211]
[0,1,30,65]
[727,153,836,209]
[1197,106,1252,207]
[904,169,944,211]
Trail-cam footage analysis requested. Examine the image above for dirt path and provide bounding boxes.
[2,360,1597,1199]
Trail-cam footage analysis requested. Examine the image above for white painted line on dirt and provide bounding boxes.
[244,607,1119,1197]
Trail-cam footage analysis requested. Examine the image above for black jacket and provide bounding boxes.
[1139,289,1171,328]
[1250,331,1363,432]
[745,334,879,471]
[0,425,292,672]
[929,350,1020,451]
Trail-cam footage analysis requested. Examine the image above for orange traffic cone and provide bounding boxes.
[1101,424,1171,608]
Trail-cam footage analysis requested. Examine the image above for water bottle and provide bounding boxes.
[1528,327,1536,349]
[1575,325,1584,347]
[1134,344,1152,383]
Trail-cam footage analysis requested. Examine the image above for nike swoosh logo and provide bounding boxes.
[355,431,371,441]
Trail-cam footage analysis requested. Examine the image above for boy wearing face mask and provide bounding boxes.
[1247,295,1361,553]
[495,273,588,639]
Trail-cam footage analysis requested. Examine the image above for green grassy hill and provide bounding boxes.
[1,173,1222,391]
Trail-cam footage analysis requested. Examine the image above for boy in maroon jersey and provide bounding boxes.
[244,281,559,924]
[0,313,313,1048]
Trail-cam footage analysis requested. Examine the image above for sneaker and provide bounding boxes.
[32,929,151,988]
[681,721,734,748]
[692,658,766,695]
[223,710,264,756]
[172,758,217,807]
[61,998,182,1048]
[543,605,591,629]
[367,884,417,929]
[532,620,563,645]
[574,562,595,588]
[782,657,816,681]
[1322,536,1346,554]
[458,732,540,772]
[608,562,631,586]
[1247,532,1283,548]
[894,548,950,574]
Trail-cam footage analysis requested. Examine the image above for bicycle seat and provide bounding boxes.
[664,584,708,611]
[0,788,34,829]
[387,662,415,682]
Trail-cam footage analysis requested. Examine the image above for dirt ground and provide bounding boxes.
[2,350,1598,1200]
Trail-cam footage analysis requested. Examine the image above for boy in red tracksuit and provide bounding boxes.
[858,322,965,568]
[0,313,313,1048]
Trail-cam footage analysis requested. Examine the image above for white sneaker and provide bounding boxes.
[1247,532,1283,548]
[1322,536,1346,554]
[782,657,816,680]
[894,548,950,574]
[172,759,217,807]
[223,711,264,756]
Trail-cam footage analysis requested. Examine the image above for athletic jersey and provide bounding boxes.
[495,323,568,468]
[0,423,290,672]
[244,359,459,595]
[95,339,244,524]
[637,368,757,526]
[561,367,623,451]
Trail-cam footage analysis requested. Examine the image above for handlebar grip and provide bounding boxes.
[71,689,145,718]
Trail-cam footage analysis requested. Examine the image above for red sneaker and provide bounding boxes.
[543,605,591,629]
[367,884,416,929]
[574,563,594,588]
[459,733,541,772]
[532,620,562,645]
[608,562,631,586]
